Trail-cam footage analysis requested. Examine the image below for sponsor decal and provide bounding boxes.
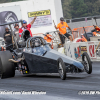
[95,44,100,57]
[28,9,52,28]
[74,46,87,59]
[67,45,72,58]
[81,46,87,54]
[89,45,95,57]
[28,10,51,17]
[74,46,81,59]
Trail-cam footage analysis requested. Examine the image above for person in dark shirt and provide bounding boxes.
[4,27,12,50]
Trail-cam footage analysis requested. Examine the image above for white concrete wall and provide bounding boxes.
[0,0,63,35]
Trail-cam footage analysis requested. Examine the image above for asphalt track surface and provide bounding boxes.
[0,62,100,100]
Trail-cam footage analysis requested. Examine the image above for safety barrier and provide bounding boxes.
[72,26,94,40]
[65,41,100,61]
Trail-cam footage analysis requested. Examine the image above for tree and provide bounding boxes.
[62,0,72,19]
[0,0,23,3]
[70,0,87,18]
[85,0,100,16]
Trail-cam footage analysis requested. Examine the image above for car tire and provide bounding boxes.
[0,11,18,37]
[0,51,15,79]
[82,52,92,74]
[57,58,66,80]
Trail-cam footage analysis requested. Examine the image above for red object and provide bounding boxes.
[19,24,32,37]
[77,47,80,57]
[76,39,82,42]
[95,27,100,31]
[0,47,5,51]
[44,34,53,49]
[89,45,95,57]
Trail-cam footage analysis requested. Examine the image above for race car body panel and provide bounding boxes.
[23,44,84,74]
[44,49,84,70]
[23,52,58,73]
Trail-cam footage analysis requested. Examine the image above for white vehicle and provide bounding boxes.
[0,0,63,37]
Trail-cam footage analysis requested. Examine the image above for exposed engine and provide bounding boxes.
[18,30,31,47]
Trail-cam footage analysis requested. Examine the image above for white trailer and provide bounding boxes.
[0,0,63,37]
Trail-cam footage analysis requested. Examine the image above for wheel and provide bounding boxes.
[82,52,92,74]
[0,11,18,37]
[57,58,66,80]
[0,51,15,79]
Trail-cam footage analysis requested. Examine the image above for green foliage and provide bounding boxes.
[0,0,23,3]
[85,0,100,16]
[62,0,72,19]
[62,0,100,19]
[71,0,87,18]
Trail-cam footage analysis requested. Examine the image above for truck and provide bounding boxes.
[0,0,63,37]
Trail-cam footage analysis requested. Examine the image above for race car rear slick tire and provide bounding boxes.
[82,52,92,74]
[57,58,66,80]
[0,51,15,79]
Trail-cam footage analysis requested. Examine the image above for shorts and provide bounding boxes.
[59,32,71,44]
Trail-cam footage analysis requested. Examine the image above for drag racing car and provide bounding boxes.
[0,35,92,80]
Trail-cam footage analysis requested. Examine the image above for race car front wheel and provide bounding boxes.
[57,58,66,80]
[82,52,92,74]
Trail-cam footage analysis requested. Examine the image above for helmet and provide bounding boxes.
[31,38,41,47]
[22,20,27,24]
[35,39,41,47]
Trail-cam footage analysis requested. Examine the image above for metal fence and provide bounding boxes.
[65,15,100,29]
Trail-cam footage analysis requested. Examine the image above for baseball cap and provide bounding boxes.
[22,20,27,24]
[60,17,64,21]
[5,27,9,30]
[14,23,19,27]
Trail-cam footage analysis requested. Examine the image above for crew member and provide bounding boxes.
[4,27,12,50]
[55,17,73,47]
[19,16,37,37]
[13,23,20,42]
[44,33,53,49]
